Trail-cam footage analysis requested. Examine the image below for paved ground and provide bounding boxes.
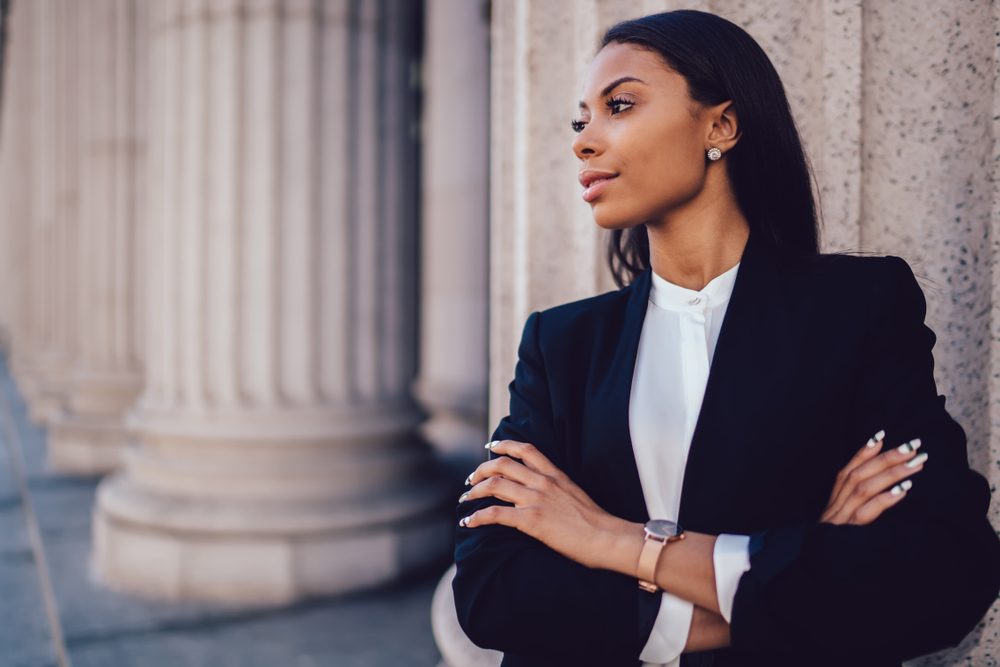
[0,360,461,667]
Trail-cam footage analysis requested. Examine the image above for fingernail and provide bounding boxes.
[905,452,929,468]
[465,473,474,486]
[485,440,498,450]
[458,516,470,527]
[458,491,470,503]
[890,479,913,496]
[867,429,886,448]
[897,438,922,454]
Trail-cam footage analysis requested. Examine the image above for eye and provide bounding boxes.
[570,94,636,133]
[605,94,635,115]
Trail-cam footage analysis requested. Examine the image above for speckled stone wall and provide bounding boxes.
[489,2,999,664]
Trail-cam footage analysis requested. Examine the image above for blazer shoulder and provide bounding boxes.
[534,283,632,333]
[792,249,894,276]
[788,249,914,294]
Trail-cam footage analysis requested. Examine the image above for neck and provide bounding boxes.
[646,190,750,292]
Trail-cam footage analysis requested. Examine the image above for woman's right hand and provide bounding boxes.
[819,429,928,526]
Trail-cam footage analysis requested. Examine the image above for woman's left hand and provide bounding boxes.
[458,439,625,571]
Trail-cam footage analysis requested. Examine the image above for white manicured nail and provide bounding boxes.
[867,429,886,448]
[890,479,913,496]
[485,440,498,450]
[905,452,928,468]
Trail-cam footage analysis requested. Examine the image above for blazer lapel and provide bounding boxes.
[676,230,803,534]
[581,259,653,523]
[583,227,803,533]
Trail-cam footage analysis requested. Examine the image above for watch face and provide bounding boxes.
[644,519,681,539]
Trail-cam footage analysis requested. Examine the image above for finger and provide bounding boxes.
[465,453,549,489]
[486,440,564,478]
[832,442,925,522]
[827,436,922,519]
[852,437,923,482]
[827,429,885,512]
[458,503,523,529]
[849,479,913,525]
[851,451,927,507]
[459,475,539,508]
[846,428,887,473]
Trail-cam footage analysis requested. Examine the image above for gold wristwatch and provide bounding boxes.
[637,519,685,593]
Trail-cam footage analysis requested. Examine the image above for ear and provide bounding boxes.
[705,100,741,153]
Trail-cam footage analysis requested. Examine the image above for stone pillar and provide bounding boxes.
[27,0,82,425]
[0,1,26,358]
[47,0,145,474]
[413,0,489,462]
[93,0,452,604]
[418,0,492,664]
[4,0,45,402]
[22,0,61,422]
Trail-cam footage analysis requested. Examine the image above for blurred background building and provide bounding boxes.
[0,1,996,666]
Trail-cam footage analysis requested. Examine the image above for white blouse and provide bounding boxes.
[629,260,752,666]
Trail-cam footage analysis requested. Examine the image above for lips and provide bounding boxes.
[578,169,619,189]
[579,170,619,203]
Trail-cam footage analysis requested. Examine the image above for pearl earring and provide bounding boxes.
[706,147,722,161]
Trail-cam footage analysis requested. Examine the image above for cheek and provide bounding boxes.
[590,121,704,228]
[617,142,703,214]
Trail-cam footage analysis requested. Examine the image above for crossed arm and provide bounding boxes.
[461,425,925,657]
[453,257,1000,663]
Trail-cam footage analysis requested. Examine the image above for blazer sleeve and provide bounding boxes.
[451,310,648,664]
[728,255,1000,663]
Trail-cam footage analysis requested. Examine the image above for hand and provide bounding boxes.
[457,439,622,570]
[820,429,928,525]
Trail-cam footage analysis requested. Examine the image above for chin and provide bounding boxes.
[591,206,646,232]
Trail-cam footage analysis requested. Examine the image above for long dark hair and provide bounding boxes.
[600,10,822,287]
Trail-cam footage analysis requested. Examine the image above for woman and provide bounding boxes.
[451,10,1000,667]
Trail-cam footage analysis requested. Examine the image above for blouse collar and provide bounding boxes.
[649,260,741,312]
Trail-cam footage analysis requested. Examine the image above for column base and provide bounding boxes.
[28,389,66,426]
[22,352,74,425]
[47,412,129,475]
[92,470,455,604]
[412,377,488,456]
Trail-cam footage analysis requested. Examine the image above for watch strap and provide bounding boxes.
[637,530,686,593]
[637,537,665,592]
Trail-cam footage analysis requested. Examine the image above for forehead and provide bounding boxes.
[578,42,683,106]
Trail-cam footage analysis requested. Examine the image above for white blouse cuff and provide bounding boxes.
[713,532,752,624]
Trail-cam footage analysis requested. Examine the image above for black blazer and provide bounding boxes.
[452,227,1000,667]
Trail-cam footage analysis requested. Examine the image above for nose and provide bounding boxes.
[572,123,601,161]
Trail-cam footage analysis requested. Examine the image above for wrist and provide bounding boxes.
[600,518,646,576]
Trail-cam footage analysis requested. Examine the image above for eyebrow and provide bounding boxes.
[578,76,647,109]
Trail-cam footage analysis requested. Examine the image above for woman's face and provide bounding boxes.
[572,41,711,231]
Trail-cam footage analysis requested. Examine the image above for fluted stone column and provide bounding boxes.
[0,0,28,360]
[413,0,489,463]
[47,0,145,474]
[418,1,492,665]
[21,0,61,423]
[4,0,46,403]
[26,0,83,425]
[93,0,452,604]
[481,2,999,666]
